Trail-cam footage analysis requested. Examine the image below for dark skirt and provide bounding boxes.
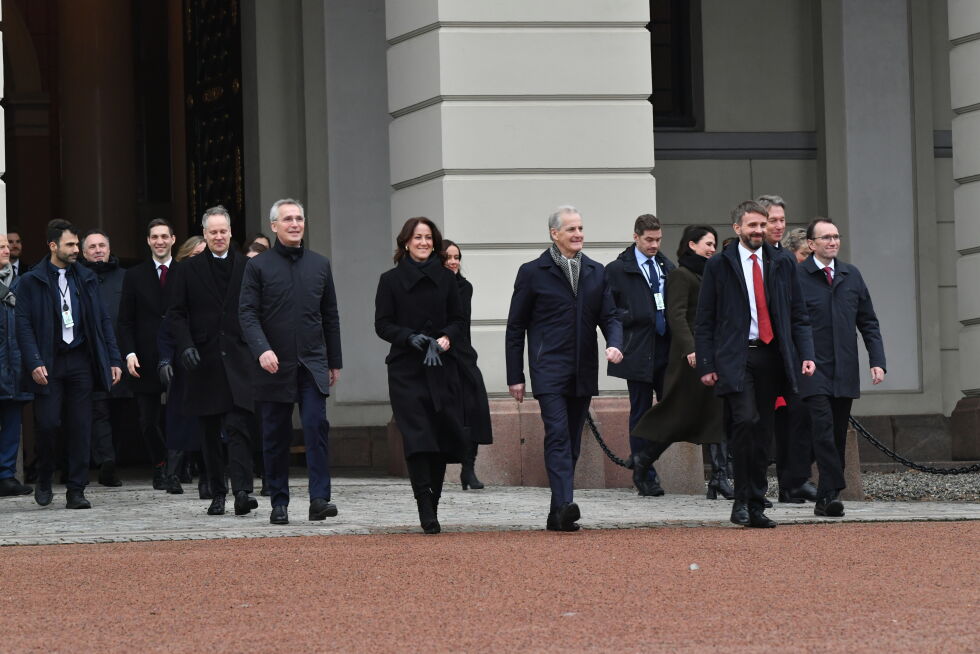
[457,355,493,445]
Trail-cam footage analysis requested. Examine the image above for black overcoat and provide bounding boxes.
[694,241,814,396]
[167,248,253,415]
[83,256,131,399]
[239,241,343,403]
[797,256,886,399]
[454,275,493,445]
[505,250,623,397]
[604,245,675,382]
[118,259,173,393]
[375,256,466,459]
[0,284,31,402]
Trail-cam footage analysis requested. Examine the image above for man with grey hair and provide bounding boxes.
[505,205,623,531]
[168,206,258,516]
[240,198,343,525]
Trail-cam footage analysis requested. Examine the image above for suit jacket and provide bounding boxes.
[505,249,623,398]
[604,245,675,382]
[694,240,814,396]
[797,256,886,399]
[118,259,173,393]
[167,248,253,415]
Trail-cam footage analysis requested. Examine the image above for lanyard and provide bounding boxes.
[639,257,663,292]
[58,273,71,312]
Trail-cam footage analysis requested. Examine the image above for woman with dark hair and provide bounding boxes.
[442,240,492,490]
[242,233,271,254]
[630,225,733,499]
[375,218,466,533]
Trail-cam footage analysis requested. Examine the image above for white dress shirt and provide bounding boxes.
[737,242,763,341]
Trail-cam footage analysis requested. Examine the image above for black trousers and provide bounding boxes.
[135,392,167,466]
[201,407,254,496]
[626,336,669,456]
[91,397,124,466]
[805,395,852,496]
[722,344,783,510]
[34,348,93,491]
[774,393,814,490]
[406,452,447,500]
[538,393,591,511]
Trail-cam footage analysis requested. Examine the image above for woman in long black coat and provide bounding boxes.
[631,225,733,499]
[442,241,492,490]
[375,218,466,534]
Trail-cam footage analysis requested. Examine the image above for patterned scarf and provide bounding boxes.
[0,264,14,307]
[549,244,581,296]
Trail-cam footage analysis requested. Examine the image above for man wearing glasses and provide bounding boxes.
[797,217,886,518]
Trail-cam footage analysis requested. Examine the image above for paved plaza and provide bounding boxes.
[2,473,979,546]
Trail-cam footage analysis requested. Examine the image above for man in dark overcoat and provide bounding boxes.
[81,229,130,488]
[694,200,815,528]
[505,205,623,532]
[15,220,122,509]
[798,217,886,517]
[605,213,675,496]
[117,218,176,489]
[168,206,257,516]
[239,198,343,526]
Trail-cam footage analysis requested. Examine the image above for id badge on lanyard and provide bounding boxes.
[62,302,74,329]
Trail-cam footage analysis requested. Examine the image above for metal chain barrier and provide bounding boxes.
[586,414,631,468]
[849,416,980,475]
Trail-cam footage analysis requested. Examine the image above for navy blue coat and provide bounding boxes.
[14,259,123,394]
[0,287,31,402]
[694,241,814,396]
[604,245,675,382]
[797,256,886,399]
[505,250,623,398]
[82,256,131,399]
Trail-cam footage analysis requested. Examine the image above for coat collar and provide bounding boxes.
[803,254,850,288]
[398,255,444,291]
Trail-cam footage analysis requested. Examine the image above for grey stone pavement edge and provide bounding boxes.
[1,474,979,546]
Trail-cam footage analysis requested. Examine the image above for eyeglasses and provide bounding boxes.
[278,216,305,224]
[812,234,841,242]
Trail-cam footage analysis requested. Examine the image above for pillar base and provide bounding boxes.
[950,396,980,460]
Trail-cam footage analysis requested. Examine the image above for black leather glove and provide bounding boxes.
[181,347,201,371]
[408,333,431,351]
[158,363,174,388]
[423,339,443,367]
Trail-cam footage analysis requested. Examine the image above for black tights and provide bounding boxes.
[406,453,447,500]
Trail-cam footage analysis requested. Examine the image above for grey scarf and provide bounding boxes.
[549,244,581,296]
[0,264,14,307]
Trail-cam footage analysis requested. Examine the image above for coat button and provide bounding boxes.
[221,351,226,356]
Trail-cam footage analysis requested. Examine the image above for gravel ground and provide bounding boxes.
[765,471,980,502]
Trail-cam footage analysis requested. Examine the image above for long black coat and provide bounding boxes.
[0,282,31,402]
[454,275,493,445]
[118,259,173,393]
[632,262,722,444]
[239,241,343,403]
[797,256,886,399]
[14,259,123,394]
[375,256,466,459]
[167,248,253,415]
[82,257,131,399]
[505,250,623,397]
[694,241,814,396]
[605,245,675,382]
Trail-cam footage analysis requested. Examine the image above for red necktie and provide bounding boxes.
[750,254,773,344]
[159,264,168,288]
[823,266,833,286]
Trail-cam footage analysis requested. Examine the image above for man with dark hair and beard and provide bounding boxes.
[15,220,122,509]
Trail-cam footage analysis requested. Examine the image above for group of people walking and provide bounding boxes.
[0,194,885,535]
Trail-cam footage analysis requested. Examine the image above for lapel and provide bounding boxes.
[196,250,224,304]
[830,259,848,290]
[538,250,574,295]
[762,243,776,303]
[399,256,440,292]
[722,242,750,305]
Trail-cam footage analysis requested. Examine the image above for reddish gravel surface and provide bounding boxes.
[1,522,977,653]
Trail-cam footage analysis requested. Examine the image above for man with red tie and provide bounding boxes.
[694,200,815,528]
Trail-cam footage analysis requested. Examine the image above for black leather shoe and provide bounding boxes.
[166,476,184,495]
[748,509,777,528]
[546,510,581,532]
[730,501,750,526]
[34,483,53,507]
[778,489,805,504]
[97,461,122,487]
[270,505,289,525]
[0,477,33,496]
[763,497,774,508]
[66,490,92,510]
[309,498,338,520]
[557,502,581,531]
[814,494,845,517]
[234,491,258,515]
[198,480,212,500]
[152,463,167,490]
[207,495,226,515]
[781,481,818,503]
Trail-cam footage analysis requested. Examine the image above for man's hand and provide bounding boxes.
[329,369,341,386]
[605,347,623,364]
[686,352,696,368]
[871,366,885,385]
[259,350,279,374]
[801,360,816,376]
[31,366,48,386]
[509,383,525,403]
[111,366,122,385]
[700,372,718,387]
[127,354,140,378]
[159,363,174,388]
[436,336,450,352]
[181,347,201,371]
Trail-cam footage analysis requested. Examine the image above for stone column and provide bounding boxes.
[0,0,5,233]
[948,1,980,459]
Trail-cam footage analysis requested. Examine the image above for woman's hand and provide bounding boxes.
[687,352,696,368]
[436,336,450,352]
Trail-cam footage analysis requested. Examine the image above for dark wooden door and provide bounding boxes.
[183,0,245,239]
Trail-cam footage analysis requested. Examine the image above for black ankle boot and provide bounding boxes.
[414,489,441,534]
[707,443,735,499]
[460,465,484,490]
[631,451,657,496]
